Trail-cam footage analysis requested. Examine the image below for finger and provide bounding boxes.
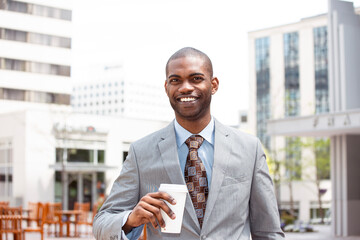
[139,201,167,228]
[141,195,176,220]
[148,192,177,205]
[138,206,159,229]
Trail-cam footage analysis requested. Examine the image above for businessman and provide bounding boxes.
[93,47,285,239]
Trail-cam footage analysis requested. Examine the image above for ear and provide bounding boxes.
[211,77,219,95]
[164,80,169,96]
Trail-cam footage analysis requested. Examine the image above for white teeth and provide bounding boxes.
[180,97,196,102]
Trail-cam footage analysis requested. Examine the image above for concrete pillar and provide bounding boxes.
[345,135,360,235]
[92,172,97,208]
[331,135,360,236]
[299,199,310,222]
[94,150,98,165]
[77,173,83,203]
[63,173,68,210]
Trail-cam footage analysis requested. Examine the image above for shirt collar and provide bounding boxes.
[174,117,214,148]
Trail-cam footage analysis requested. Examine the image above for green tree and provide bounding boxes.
[303,138,330,223]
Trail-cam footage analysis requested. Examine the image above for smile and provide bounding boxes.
[178,97,198,102]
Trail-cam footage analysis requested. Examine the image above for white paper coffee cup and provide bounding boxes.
[158,184,188,233]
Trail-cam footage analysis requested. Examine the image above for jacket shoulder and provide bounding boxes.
[215,118,259,144]
[131,121,173,148]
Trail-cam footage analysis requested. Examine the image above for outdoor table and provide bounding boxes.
[22,208,33,226]
[55,210,82,237]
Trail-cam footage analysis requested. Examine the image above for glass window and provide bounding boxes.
[98,150,105,164]
[67,149,93,163]
[33,92,55,103]
[54,171,62,203]
[255,37,271,149]
[284,32,300,117]
[314,26,329,114]
[0,140,13,198]
[3,0,72,21]
[28,31,71,48]
[4,58,26,71]
[6,0,28,13]
[1,58,70,76]
[4,28,27,42]
[3,88,25,101]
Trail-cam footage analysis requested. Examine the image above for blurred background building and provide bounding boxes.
[249,7,332,224]
[71,65,172,121]
[0,0,72,113]
[249,0,360,236]
[0,0,170,212]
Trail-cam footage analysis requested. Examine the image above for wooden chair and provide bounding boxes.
[42,203,62,237]
[22,202,41,227]
[0,206,23,240]
[0,202,9,207]
[73,202,91,236]
[23,203,45,240]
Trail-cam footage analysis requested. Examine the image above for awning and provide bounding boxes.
[49,163,118,172]
[267,109,360,137]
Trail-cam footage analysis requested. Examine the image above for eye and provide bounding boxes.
[193,76,204,81]
[169,78,179,84]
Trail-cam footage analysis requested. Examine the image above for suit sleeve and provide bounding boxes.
[249,139,285,240]
[92,144,143,240]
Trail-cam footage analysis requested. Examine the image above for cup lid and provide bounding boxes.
[159,184,188,193]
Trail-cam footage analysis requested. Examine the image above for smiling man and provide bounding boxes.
[93,47,285,240]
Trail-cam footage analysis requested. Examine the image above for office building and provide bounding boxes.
[0,108,169,209]
[249,0,360,236]
[71,65,173,121]
[0,0,72,113]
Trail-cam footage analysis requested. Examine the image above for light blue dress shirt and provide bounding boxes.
[174,117,215,189]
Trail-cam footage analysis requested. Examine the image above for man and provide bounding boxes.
[93,47,285,240]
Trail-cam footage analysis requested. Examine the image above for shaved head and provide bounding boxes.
[166,47,213,78]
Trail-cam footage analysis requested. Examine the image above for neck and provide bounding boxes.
[176,115,211,134]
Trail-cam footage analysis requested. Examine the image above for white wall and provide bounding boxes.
[0,112,26,204]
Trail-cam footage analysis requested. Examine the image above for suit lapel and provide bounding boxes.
[158,122,201,232]
[202,119,232,229]
[158,123,184,185]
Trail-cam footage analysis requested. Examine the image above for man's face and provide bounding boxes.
[164,56,218,122]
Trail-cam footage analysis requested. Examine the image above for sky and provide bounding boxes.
[72,0,360,125]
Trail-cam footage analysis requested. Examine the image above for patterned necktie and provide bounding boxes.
[184,135,208,228]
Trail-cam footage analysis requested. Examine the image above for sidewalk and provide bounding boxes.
[286,225,360,240]
[20,224,360,240]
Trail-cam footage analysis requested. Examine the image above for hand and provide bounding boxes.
[123,191,177,234]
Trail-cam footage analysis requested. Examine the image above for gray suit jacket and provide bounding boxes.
[93,119,285,240]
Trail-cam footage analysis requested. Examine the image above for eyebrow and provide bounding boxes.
[168,72,205,79]
[189,73,205,77]
[168,74,181,79]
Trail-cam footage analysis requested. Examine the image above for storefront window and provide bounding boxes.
[0,140,13,198]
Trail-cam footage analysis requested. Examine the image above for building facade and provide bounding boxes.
[0,109,169,210]
[249,11,332,223]
[251,0,360,236]
[71,65,173,121]
[0,0,72,113]
[0,0,75,206]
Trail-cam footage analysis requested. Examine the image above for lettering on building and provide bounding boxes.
[313,116,319,127]
[343,114,351,125]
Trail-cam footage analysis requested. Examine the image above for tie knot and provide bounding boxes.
[185,135,204,149]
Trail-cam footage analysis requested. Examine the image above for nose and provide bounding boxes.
[178,80,194,93]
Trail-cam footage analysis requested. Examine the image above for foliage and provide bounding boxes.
[264,137,330,224]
